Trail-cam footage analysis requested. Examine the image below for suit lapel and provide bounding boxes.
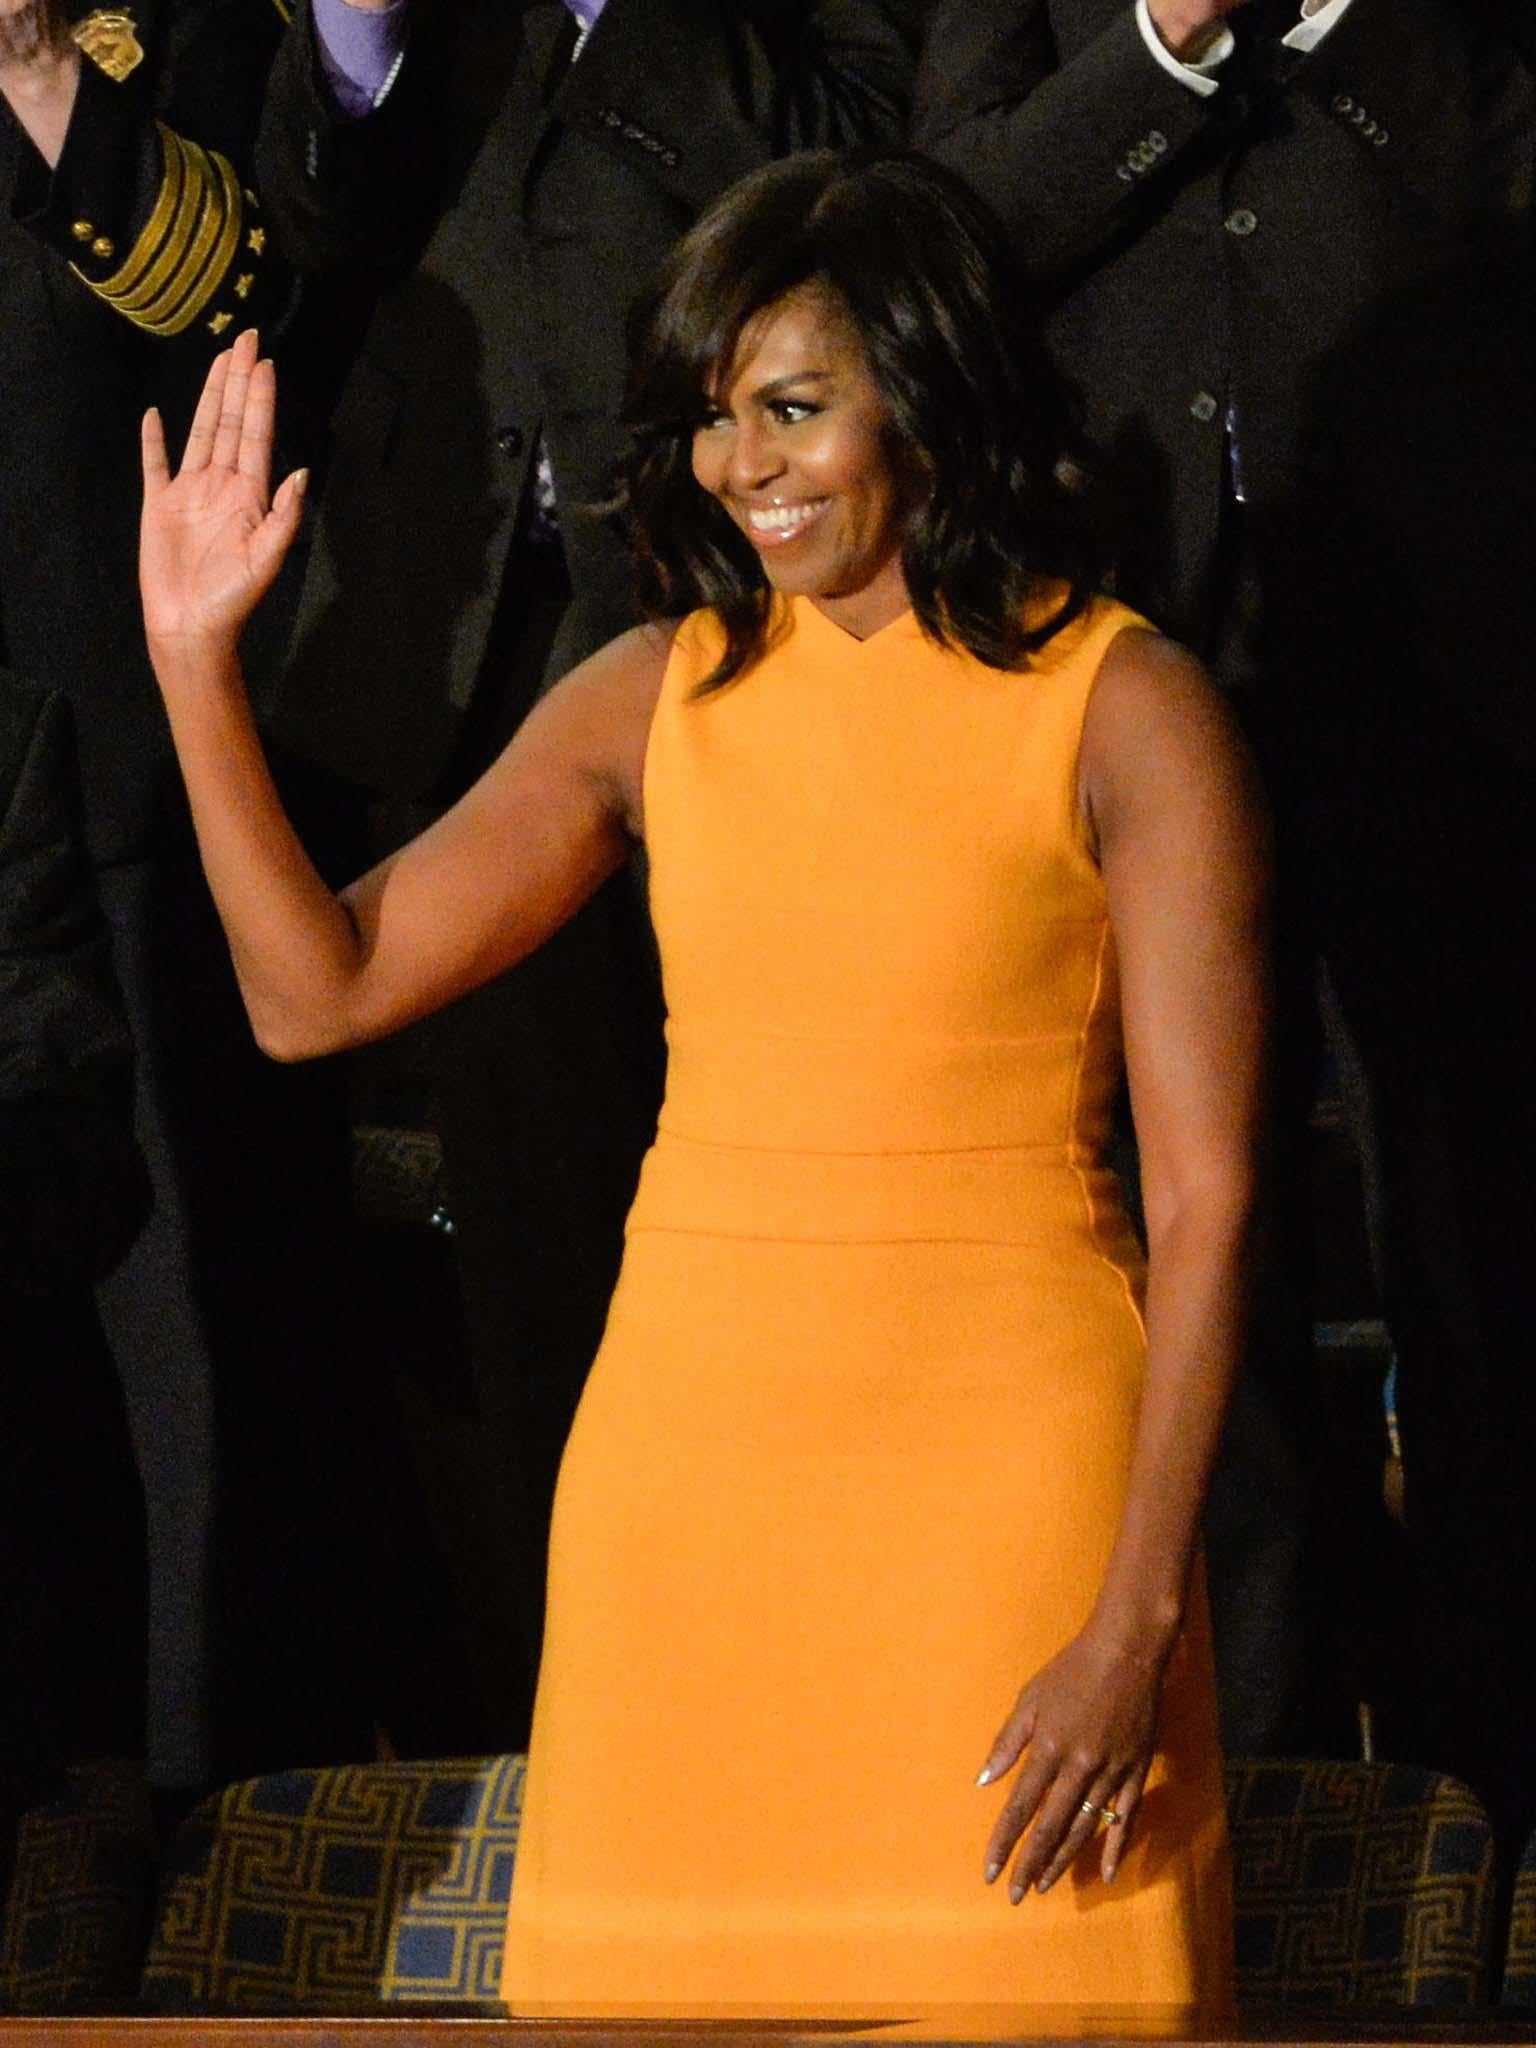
[429,0,571,216]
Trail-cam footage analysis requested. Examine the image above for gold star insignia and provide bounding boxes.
[233,274,254,299]
[208,310,233,335]
[247,226,266,255]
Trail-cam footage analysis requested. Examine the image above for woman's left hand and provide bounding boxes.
[140,327,306,660]
[977,1621,1169,1899]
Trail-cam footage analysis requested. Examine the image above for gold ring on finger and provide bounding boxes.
[1079,1800,1122,1826]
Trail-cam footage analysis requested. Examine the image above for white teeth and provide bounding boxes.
[747,500,823,535]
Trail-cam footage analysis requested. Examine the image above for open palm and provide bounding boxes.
[140,328,306,652]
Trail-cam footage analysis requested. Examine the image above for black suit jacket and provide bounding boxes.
[916,0,1535,725]
[258,0,923,797]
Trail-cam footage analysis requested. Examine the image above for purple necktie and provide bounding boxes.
[562,0,607,32]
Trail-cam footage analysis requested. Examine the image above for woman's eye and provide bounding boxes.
[694,408,730,433]
[770,399,818,424]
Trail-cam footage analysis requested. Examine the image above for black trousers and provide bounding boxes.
[94,842,380,1788]
[1305,754,1536,1854]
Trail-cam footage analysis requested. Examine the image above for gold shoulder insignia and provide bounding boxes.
[70,9,145,81]
[71,122,251,337]
[267,0,293,22]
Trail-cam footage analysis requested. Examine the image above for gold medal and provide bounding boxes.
[70,9,146,81]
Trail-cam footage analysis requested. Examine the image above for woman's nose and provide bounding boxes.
[728,418,787,492]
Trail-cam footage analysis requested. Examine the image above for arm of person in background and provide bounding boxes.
[139,330,667,1056]
[2,0,296,350]
[0,676,150,1296]
[912,0,1355,279]
[976,627,1269,1895]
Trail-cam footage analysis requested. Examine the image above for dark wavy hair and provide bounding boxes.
[619,149,1102,688]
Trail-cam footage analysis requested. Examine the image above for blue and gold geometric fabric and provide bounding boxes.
[140,1754,523,2011]
[0,1762,155,2013]
[1225,1759,1496,2009]
[1501,1826,1536,2005]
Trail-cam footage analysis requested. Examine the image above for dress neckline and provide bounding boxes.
[789,592,919,654]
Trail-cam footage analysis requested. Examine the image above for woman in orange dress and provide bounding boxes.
[137,153,1265,2017]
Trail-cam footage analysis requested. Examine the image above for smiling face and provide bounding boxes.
[690,286,914,641]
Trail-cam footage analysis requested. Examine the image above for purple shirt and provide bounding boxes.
[313,0,407,115]
[313,0,607,115]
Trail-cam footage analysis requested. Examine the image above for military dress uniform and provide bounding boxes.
[2,0,384,1794]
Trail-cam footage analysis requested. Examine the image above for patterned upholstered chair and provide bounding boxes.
[139,1754,523,2011]
[1500,1827,1536,2005]
[0,1761,155,2013]
[1225,1759,1497,2008]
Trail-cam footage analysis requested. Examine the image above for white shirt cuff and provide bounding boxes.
[1134,0,1233,98]
[1285,0,1355,54]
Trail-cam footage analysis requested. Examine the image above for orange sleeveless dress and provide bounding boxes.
[500,593,1233,2014]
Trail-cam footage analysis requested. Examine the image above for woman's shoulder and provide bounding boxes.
[1079,619,1265,836]
[556,619,682,705]
[529,621,680,786]
[1090,618,1226,728]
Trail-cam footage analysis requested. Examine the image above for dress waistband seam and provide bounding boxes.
[650,1128,1103,1163]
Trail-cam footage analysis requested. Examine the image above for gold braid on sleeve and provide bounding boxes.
[71,121,247,336]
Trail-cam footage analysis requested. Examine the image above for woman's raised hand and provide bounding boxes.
[140,328,306,658]
[977,1620,1166,1899]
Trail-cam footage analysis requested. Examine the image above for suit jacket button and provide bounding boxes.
[1190,390,1219,424]
[496,426,525,458]
[1149,129,1168,152]
[1332,92,1354,114]
[1225,206,1258,236]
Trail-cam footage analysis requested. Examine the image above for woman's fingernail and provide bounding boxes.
[1009,1881,1025,1905]
[984,1859,1001,1884]
[975,1766,993,1787]
[293,469,310,496]
[1037,1875,1054,1894]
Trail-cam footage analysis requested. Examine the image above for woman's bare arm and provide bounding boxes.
[979,626,1269,1897]
[141,330,666,1059]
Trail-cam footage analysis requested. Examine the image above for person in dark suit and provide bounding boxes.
[3,0,387,1800]
[914,0,1536,1846]
[0,673,148,1916]
[255,0,925,1725]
